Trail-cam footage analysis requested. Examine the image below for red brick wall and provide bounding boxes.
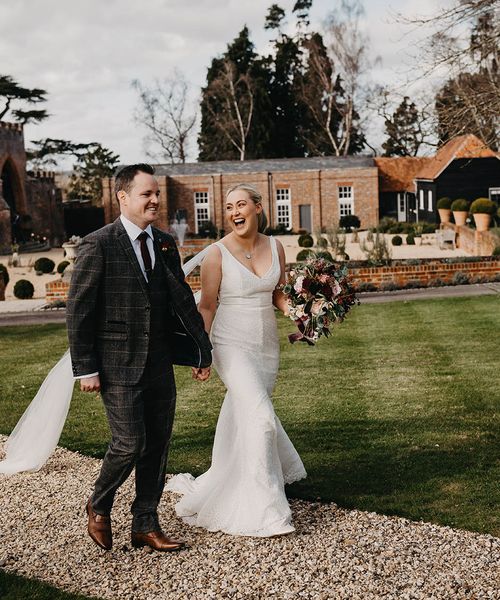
[45,278,70,302]
[349,258,500,289]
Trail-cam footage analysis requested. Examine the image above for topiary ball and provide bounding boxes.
[57,260,70,274]
[34,257,55,274]
[298,234,314,248]
[0,263,9,287]
[316,251,334,262]
[14,279,35,299]
[296,249,315,262]
[437,197,452,209]
[470,198,496,215]
[406,232,415,245]
[451,198,470,212]
[391,235,403,246]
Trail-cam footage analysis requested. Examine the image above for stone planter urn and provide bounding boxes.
[61,242,79,282]
[414,236,422,246]
[452,211,468,227]
[438,208,452,224]
[473,213,491,232]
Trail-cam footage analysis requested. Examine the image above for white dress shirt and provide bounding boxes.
[75,214,155,380]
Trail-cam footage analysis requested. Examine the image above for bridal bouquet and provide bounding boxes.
[280,256,358,345]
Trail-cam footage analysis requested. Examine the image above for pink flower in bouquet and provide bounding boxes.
[331,279,342,297]
[294,275,304,293]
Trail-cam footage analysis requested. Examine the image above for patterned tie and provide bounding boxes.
[138,231,152,280]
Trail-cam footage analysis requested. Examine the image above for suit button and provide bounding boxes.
[145,306,150,311]
[144,331,149,337]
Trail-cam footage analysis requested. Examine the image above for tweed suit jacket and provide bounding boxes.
[66,217,212,385]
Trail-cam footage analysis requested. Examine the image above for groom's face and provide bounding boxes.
[119,171,160,229]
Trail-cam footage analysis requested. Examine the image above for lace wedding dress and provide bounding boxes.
[166,237,306,537]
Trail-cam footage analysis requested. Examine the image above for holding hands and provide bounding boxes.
[191,367,211,381]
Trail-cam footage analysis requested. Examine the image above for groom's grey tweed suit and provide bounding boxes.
[66,217,211,532]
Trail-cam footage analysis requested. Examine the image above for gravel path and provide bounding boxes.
[0,438,498,600]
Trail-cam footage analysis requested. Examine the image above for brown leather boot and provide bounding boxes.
[86,499,112,551]
[131,530,185,552]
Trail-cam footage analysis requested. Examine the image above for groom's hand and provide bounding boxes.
[191,367,211,381]
[80,375,101,393]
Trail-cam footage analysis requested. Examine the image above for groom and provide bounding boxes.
[66,163,212,552]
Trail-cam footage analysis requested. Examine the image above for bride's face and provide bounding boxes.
[225,190,262,237]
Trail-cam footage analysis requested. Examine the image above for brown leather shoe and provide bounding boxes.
[86,499,112,551]
[131,530,185,552]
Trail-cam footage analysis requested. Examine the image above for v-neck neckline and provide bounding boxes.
[219,237,275,280]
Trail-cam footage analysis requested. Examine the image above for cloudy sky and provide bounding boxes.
[1,0,447,165]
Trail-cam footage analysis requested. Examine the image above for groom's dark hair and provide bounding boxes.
[114,163,155,201]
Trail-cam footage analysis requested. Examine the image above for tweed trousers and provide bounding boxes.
[91,342,176,533]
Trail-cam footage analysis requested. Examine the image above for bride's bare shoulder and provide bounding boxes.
[202,242,223,266]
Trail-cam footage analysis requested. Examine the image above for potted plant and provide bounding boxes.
[437,197,452,224]
[450,199,470,226]
[470,197,496,232]
[413,223,423,246]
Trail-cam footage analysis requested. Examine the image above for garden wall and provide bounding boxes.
[349,257,500,290]
[443,222,498,256]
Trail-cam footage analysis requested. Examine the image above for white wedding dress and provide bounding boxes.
[166,237,306,537]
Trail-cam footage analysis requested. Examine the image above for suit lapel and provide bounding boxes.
[114,218,150,298]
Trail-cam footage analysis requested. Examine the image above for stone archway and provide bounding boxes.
[0,157,27,247]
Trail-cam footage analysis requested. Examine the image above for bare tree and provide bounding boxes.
[205,59,254,161]
[298,0,374,156]
[132,72,197,164]
[396,0,499,148]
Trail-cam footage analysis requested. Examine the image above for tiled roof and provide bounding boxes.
[152,155,374,176]
[414,134,498,180]
[374,157,432,192]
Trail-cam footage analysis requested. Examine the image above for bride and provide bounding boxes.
[0,182,306,537]
[167,183,306,537]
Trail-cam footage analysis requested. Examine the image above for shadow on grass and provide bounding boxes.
[171,416,499,535]
[0,570,102,600]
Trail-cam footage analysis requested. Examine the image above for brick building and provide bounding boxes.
[375,135,500,223]
[0,120,64,253]
[102,156,379,234]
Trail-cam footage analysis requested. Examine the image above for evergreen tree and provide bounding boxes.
[68,144,120,204]
[198,27,273,161]
[382,96,423,156]
[0,75,48,123]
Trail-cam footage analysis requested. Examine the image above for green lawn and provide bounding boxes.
[0,296,499,538]
[0,571,102,600]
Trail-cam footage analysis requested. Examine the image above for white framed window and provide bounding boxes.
[489,187,500,204]
[194,191,210,233]
[428,190,433,211]
[419,189,424,210]
[275,188,291,229]
[338,185,354,216]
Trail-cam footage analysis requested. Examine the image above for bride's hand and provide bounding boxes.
[191,367,211,381]
[80,375,101,393]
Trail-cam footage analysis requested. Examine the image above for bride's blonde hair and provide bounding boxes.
[226,183,268,234]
